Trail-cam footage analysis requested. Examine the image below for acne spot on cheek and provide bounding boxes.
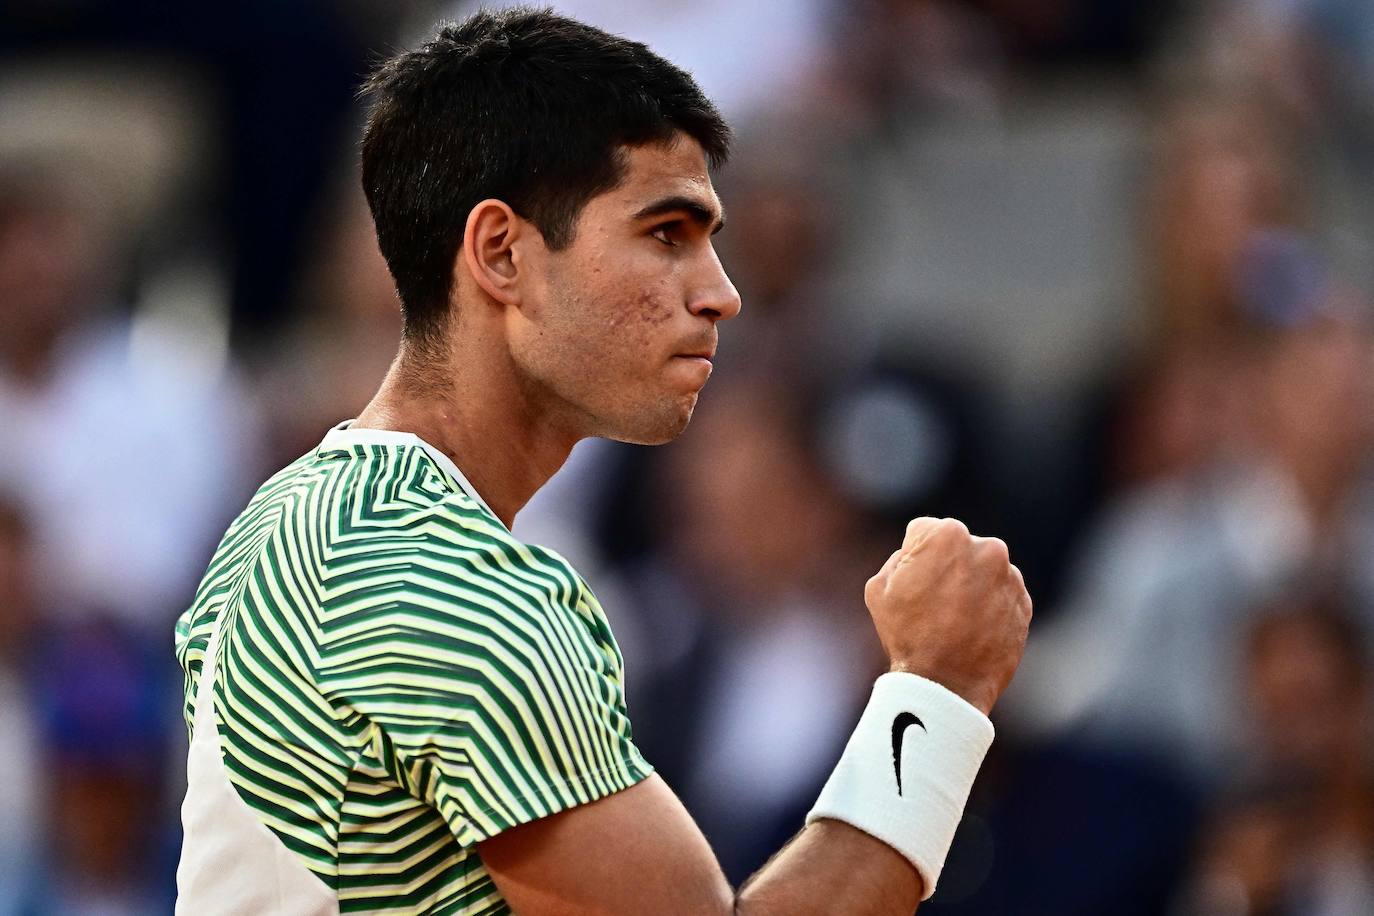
[636,290,673,325]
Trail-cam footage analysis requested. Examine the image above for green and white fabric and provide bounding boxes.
[174,422,651,914]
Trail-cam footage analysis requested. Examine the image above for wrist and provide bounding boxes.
[807,672,995,900]
[886,661,996,716]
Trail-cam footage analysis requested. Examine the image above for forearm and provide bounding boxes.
[484,518,1027,915]
[734,819,923,916]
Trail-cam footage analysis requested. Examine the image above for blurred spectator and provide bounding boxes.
[0,165,264,632]
[0,498,42,914]
[1011,231,1374,781]
[0,0,404,345]
[1099,94,1304,494]
[1176,597,1374,915]
[31,618,175,914]
[1148,96,1300,348]
[1171,0,1374,286]
[255,182,402,466]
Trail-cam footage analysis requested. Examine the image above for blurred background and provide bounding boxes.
[3,0,1374,913]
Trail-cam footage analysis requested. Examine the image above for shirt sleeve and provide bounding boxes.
[315,534,653,846]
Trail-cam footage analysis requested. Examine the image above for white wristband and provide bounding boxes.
[806,672,995,900]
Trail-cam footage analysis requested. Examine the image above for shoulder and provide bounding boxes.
[322,481,580,590]
[319,488,597,639]
[293,443,614,658]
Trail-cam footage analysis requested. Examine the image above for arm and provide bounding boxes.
[482,517,1030,914]
[481,774,923,915]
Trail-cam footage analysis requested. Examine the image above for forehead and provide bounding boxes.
[603,137,719,212]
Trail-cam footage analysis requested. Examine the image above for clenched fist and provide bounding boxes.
[864,517,1032,715]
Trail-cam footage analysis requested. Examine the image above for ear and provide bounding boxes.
[460,199,528,307]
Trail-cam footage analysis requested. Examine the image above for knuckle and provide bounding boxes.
[982,536,1010,563]
[943,517,970,536]
[901,517,939,553]
[932,517,969,545]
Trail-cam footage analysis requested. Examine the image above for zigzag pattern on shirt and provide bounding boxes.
[175,438,649,915]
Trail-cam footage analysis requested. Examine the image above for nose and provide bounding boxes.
[687,245,742,322]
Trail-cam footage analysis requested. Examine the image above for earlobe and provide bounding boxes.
[462,198,524,307]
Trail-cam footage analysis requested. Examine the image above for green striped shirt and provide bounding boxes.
[174,423,652,914]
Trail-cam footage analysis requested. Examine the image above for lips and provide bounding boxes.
[674,338,717,363]
[671,347,715,388]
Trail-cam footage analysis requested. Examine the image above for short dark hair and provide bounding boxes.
[360,7,731,343]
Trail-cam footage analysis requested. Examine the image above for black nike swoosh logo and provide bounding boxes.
[891,712,926,796]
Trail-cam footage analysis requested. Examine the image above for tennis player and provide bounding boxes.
[174,9,1031,914]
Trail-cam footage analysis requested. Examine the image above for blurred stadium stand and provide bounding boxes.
[2,1,1373,913]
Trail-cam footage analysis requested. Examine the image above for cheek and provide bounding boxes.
[545,255,682,389]
[599,275,675,332]
[589,281,676,369]
[633,286,676,326]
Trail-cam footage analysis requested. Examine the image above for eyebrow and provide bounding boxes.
[632,195,727,234]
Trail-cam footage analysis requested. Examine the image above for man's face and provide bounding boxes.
[508,136,741,445]
[1256,313,1374,481]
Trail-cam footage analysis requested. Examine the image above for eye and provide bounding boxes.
[650,222,681,246]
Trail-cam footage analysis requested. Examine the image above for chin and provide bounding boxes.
[605,393,698,445]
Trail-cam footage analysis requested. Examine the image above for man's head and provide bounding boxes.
[1233,232,1374,499]
[360,9,741,443]
[0,166,104,377]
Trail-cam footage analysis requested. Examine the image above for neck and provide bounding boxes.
[0,324,62,389]
[353,336,580,529]
[1269,442,1350,534]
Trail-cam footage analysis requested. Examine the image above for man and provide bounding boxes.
[174,9,1031,914]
